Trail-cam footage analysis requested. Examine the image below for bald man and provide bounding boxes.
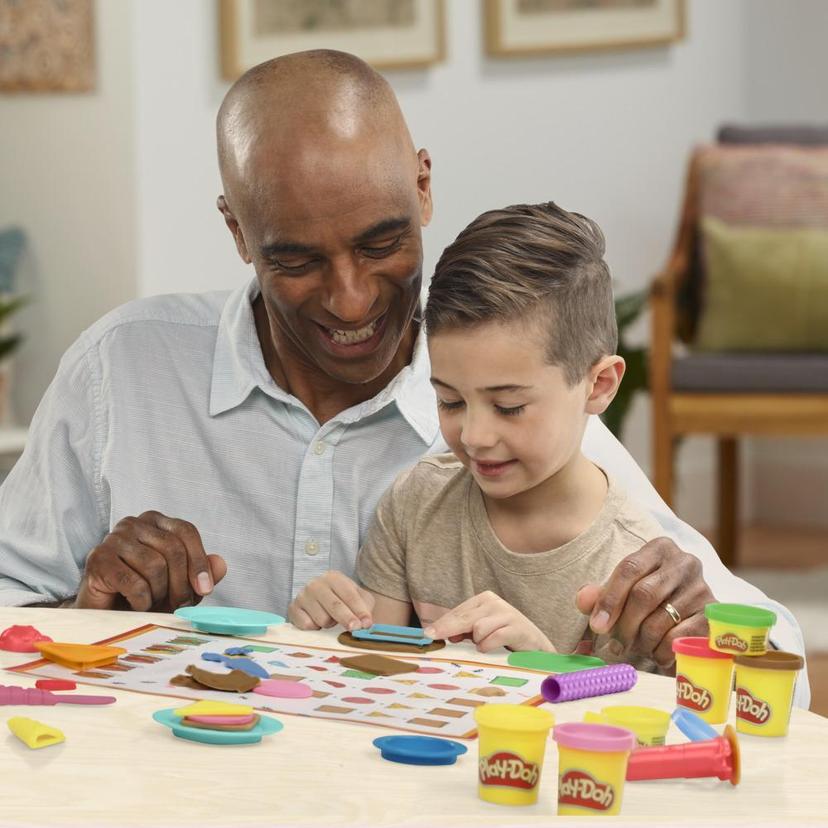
[0,52,809,697]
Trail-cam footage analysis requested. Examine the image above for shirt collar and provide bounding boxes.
[209,280,440,445]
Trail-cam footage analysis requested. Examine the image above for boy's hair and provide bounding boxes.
[425,202,617,386]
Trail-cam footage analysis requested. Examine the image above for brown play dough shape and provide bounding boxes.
[338,654,419,676]
[185,664,260,693]
[170,674,204,691]
[337,631,445,654]
[181,715,260,732]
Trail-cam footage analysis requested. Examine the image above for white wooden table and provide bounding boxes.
[1,607,826,826]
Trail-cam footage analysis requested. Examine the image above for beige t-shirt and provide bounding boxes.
[356,453,663,666]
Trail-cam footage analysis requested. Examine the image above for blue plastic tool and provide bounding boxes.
[201,652,270,679]
[671,707,719,742]
[225,646,253,656]
[352,624,433,647]
[174,606,284,635]
[373,735,467,766]
[152,708,283,745]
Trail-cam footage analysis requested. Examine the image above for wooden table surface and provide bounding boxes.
[2,608,826,826]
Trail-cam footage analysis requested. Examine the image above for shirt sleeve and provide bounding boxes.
[582,415,811,709]
[355,467,414,603]
[0,336,107,605]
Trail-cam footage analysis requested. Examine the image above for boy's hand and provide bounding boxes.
[288,571,375,632]
[423,591,556,654]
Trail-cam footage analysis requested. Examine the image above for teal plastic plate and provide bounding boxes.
[174,606,285,635]
[507,651,606,673]
[152,708,283,745]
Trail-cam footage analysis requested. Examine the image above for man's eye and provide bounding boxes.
[437,399,464,411]
[495,404,525,416]
[361,237,402,258]
[271,258,317,274]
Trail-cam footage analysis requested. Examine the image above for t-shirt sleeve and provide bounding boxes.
[355,466,415,603]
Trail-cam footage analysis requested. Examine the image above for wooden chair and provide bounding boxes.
[650,125,828,568]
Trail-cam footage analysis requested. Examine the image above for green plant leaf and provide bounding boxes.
[0,294,27,324]
[615,288,648,332]
[0,334,22,362]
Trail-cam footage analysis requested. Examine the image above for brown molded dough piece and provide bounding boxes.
[185,664,260,693]
[181,715,260,732]
[338,631,445,654]
[339,654,419,676]
[170,674,204,690]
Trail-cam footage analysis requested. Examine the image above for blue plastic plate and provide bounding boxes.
[373,735,467,766]
[174,606,285,635]
[153,708,283,745]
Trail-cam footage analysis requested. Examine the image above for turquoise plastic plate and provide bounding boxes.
[174,606,285,635]
[152,708,283,745]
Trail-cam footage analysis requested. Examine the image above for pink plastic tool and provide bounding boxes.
[626,725,741,786]
[0,685,116,706]
[541,663,637,703]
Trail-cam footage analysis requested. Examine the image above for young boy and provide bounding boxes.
[293,202,663,664]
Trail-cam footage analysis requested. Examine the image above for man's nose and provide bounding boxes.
[323,255,379,323]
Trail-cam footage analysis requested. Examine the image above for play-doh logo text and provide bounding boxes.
[736,687,771,724]
[676,674,712,711]
[715,633,748,653]
[559,769,614,811]
[479,751,539,789]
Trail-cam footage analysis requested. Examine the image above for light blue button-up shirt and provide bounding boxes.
[0,277,810,706]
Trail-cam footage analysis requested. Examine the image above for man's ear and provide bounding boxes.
[217,195,252,264]
[416,149,433,227]
[585,355,626,416]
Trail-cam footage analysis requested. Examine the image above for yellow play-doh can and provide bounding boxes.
[584,706,670,747]
[474,703,554,806]
[672,637,734,725]
[553,723,636,816]
[734,651,804,737]
[704,603,776,656]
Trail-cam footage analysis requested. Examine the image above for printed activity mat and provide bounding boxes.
[9,624,546,738]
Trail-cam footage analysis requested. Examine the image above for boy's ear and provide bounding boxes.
[584,355,626,416]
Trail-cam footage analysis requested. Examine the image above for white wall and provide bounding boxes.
[0,1,137,424]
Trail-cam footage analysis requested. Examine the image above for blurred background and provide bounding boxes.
[0,0,826,711]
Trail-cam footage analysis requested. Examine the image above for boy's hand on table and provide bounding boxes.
[74,511,227,612]
[424,591,556,654]
[288,571,375,631]
[575,536,715,670]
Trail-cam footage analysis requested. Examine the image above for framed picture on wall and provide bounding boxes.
[219,0,445,78]
[485,0,685,58]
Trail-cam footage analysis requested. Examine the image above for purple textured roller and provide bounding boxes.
[0,684,116,706]
[540,663,637,703]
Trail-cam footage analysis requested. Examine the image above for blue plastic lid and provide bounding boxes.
[373,735,467,766]
[174,606,285,635]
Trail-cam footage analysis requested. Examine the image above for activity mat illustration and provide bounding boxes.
[10,624,545,738]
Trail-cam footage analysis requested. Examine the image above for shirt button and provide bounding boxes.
[305,539,319,556]
[313,442,326,456]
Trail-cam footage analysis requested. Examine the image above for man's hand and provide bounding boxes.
[424,591,557,654]
[576,537,715,670]
[288,571,375,631]
[75,511,227,612]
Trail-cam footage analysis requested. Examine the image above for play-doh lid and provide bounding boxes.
[704,603,776,628]
[553,722,636,753]
[734,651,804,671]
[671,636,733,660]
[474,703,554,732]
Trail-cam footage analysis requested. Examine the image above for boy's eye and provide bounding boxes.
[496,404,525,416]
[437,399,464,411]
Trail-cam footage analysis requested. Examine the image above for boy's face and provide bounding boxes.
[428,320,591,500]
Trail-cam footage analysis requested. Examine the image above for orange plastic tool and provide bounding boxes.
[35,642,126,670]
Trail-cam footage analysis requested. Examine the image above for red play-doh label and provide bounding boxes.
[559,769,615,812]
[676,674,712,711]
[479,751,539,789]
[715,632,748,653]
[736,687,772,725]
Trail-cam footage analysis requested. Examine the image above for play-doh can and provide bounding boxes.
[734,651,804,737]
[584,705,670,746]
[704,603,776,656]
[672,637,734,725]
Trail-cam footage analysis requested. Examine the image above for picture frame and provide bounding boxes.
[0,0,95,93]
[485,0,685,58]
[219,0,445,78]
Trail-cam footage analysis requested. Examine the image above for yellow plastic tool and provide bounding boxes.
[35,642,126,670]
[173,700,254,718]
[8,716,65,749]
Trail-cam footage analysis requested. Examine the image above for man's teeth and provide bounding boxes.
[327,318,379,345]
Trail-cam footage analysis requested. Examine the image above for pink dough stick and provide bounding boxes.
[0,684,116,706]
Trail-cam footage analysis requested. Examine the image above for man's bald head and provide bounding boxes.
[217,50,415,211]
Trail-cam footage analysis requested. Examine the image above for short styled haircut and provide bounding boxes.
[425,202,617,385]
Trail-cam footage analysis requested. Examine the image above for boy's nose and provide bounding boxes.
[323,256,379,323]
[460,412,498,452]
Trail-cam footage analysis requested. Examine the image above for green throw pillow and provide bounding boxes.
[695,217,828,351]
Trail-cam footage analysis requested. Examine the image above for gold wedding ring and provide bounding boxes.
[663,602,682,625]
